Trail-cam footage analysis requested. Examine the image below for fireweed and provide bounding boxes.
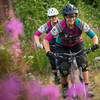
[5,17,23,57]
[5,17,24,38]
[2,17,60,100]
[8,41,21,57]
[4,17,27,74]
[41,85,60,100]
[67,83,86,99]
[0,74,25,100]
[26,79,42,100]
[0,74,60,100]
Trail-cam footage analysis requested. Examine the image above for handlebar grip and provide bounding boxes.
[83,48,92,54]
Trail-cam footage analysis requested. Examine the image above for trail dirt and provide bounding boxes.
[89,68,100,100]
[38,67,100,100]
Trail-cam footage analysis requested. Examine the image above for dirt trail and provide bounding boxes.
[39,67,100,100]
[89,68,100,100]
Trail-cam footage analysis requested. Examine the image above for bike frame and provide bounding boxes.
[55,48,92,100]
[68,52,86,100]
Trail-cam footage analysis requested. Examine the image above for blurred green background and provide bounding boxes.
[0,0,100,75]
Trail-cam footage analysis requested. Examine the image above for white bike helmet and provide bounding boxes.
[47,8,59,17]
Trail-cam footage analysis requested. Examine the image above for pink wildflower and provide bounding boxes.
[26,80,42,100]
[67,83,86,99]
[8,41,21,57]
[5,17,24,39]
[0,74,25,100]
[41,85,60,100]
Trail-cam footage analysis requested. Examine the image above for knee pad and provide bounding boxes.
[77,55,88,72]
[82,67,88,72]
[81,63,88,72]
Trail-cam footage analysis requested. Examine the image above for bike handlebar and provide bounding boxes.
[54,47,92,59]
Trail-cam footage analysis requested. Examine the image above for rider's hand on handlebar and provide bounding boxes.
[46,51,54,58]
[37,43,43,49]
[91,44,99,51]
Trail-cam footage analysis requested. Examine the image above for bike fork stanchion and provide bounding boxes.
[69,65,78,100]
[79,67,83,82]
[56,65,60,80]
[69,65,74,84]
[79,67,87,99]
[73,84,77,100]
[55,59,60,80]
[83,83,87,99]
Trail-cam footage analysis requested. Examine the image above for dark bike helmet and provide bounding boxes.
[62,4,78,16]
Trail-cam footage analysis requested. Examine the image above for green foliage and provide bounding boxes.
[12,0,100,72]
[0,22,6,37]
[20,40,50,73]
[13,0,71,39]
[0,44,12,75]
[78,1,100,66]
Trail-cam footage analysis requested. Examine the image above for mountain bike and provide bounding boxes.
[54,47,95,100]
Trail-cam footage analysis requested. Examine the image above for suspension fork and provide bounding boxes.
[70,57,84,83]
[79,67,87,98]
[55,58,60,79]
[69,57,78,84]
[69,60,78,100]
[78,67,84,82]
[69,58,83,100]
[70,58,87,99]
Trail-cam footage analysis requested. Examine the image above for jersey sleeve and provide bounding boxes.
[38,23,48,33]
[86,29,95,38]
[49,22,62,38]
[34,23,48,37]
[79,19,96,38]
[34,31,41,36]
[78,19,90,32]
[44,33,54,41]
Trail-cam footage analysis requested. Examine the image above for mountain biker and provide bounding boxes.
[34,8,61,84]
[43,4,99,98]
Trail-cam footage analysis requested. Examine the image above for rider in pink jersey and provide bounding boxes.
[34,8,61,84]
[43,4,99,98]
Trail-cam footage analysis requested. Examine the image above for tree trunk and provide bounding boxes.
[0,0,9,24]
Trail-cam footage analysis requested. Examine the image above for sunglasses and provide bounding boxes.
[49,15,58,19]
[66,15,76,19]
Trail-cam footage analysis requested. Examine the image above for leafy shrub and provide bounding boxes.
[12,0,100,72]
